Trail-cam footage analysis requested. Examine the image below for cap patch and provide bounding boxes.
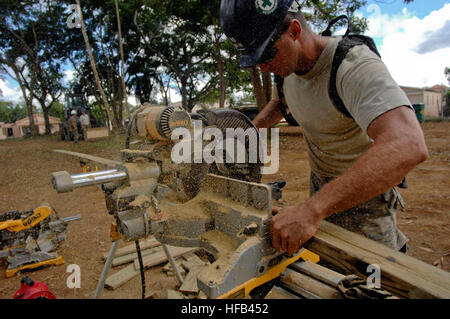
[255,0,277,15]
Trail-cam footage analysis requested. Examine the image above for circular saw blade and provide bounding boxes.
[195,108,263,183]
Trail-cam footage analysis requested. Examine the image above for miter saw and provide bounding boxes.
[0,204,81,277]
[50,105,319,299]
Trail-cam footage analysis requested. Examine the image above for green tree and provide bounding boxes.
[0,100,28,122]
[445,67,450,85]
[30,4,69,134]
[0,1,41,135]
[0,1,70,135]
[48,100,65,121]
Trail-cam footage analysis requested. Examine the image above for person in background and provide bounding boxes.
[79,109,90,141]
[68,110,78,144]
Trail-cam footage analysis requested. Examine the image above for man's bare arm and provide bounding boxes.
[252,98,284,128]
[311,105,428,217]
[271,106,429,254]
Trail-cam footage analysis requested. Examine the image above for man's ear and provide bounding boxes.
[288,19,302,40]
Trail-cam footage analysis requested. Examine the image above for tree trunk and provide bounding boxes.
[13,66,38,136]
[262,71,272,103]
[214,26,226,108]
[37,97,52,135]
[75,0,116,130]
[43,104,51,135]
[115,0,131,121]
[249,66,267,111]
[179,80,188,110]
[25,100,37,136]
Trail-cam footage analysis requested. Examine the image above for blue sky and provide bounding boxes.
[353,0,450,88]
[362,0,445,18]
[1,1,449,104]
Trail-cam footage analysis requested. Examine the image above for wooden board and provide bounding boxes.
[112,246,163,267]
[104,263,139,290]
[163,259,186,277]
[167,290,187,299]
[181,254,208,272]
[289,260,344,288]
[280,268,343,299]
[105,246,199,290]
[265,286,298,299]
[178,266,205,294]
[304,221,450,299]
[102,238,161,260]
[134,246,199,270]
[53,149,120,169]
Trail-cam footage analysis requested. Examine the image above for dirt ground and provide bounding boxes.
[0,121,448,299]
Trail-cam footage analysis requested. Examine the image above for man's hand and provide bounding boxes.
[270,203,322,256]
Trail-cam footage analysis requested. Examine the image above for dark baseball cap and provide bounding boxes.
[220,0,299,68]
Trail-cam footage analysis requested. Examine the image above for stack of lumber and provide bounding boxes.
[303,221,450,299]
[102,238,201,290]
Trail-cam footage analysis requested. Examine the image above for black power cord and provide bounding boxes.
[135,240,146,299]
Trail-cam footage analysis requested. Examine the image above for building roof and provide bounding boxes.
[430,84,449,92]
[400,85,444,94]
[15,114,61,126]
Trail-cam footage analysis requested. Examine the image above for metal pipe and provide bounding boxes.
[71,169,119,178]
[94,240,120,299]
[71,170,128,188]
[51,169,128,193]
[162,243,184,285]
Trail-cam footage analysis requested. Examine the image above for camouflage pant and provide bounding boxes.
[70,127,78,143]
[310,171,408,251]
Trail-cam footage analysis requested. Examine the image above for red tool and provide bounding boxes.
[13,276,56,299]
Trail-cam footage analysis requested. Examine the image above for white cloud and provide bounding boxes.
[63,69,75,84]
[0,79,23,104]
[127,94,139,106]
[359,3,450,88]
[154,87,182,105]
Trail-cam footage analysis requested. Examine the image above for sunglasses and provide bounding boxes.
[257,21,291,64]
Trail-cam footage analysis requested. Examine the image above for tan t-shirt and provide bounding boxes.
[280,36,412,178]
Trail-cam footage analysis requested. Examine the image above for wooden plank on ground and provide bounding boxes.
[134,246,199,270]
[105,246,199,290]
[104,263,139,290]
[112,246,162,267]
[304,221,450,299]
[178,266,205,294]
[181,254,208,272]
[163,259,186,277]
[102,238,161,260]
[167,290,187,299]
